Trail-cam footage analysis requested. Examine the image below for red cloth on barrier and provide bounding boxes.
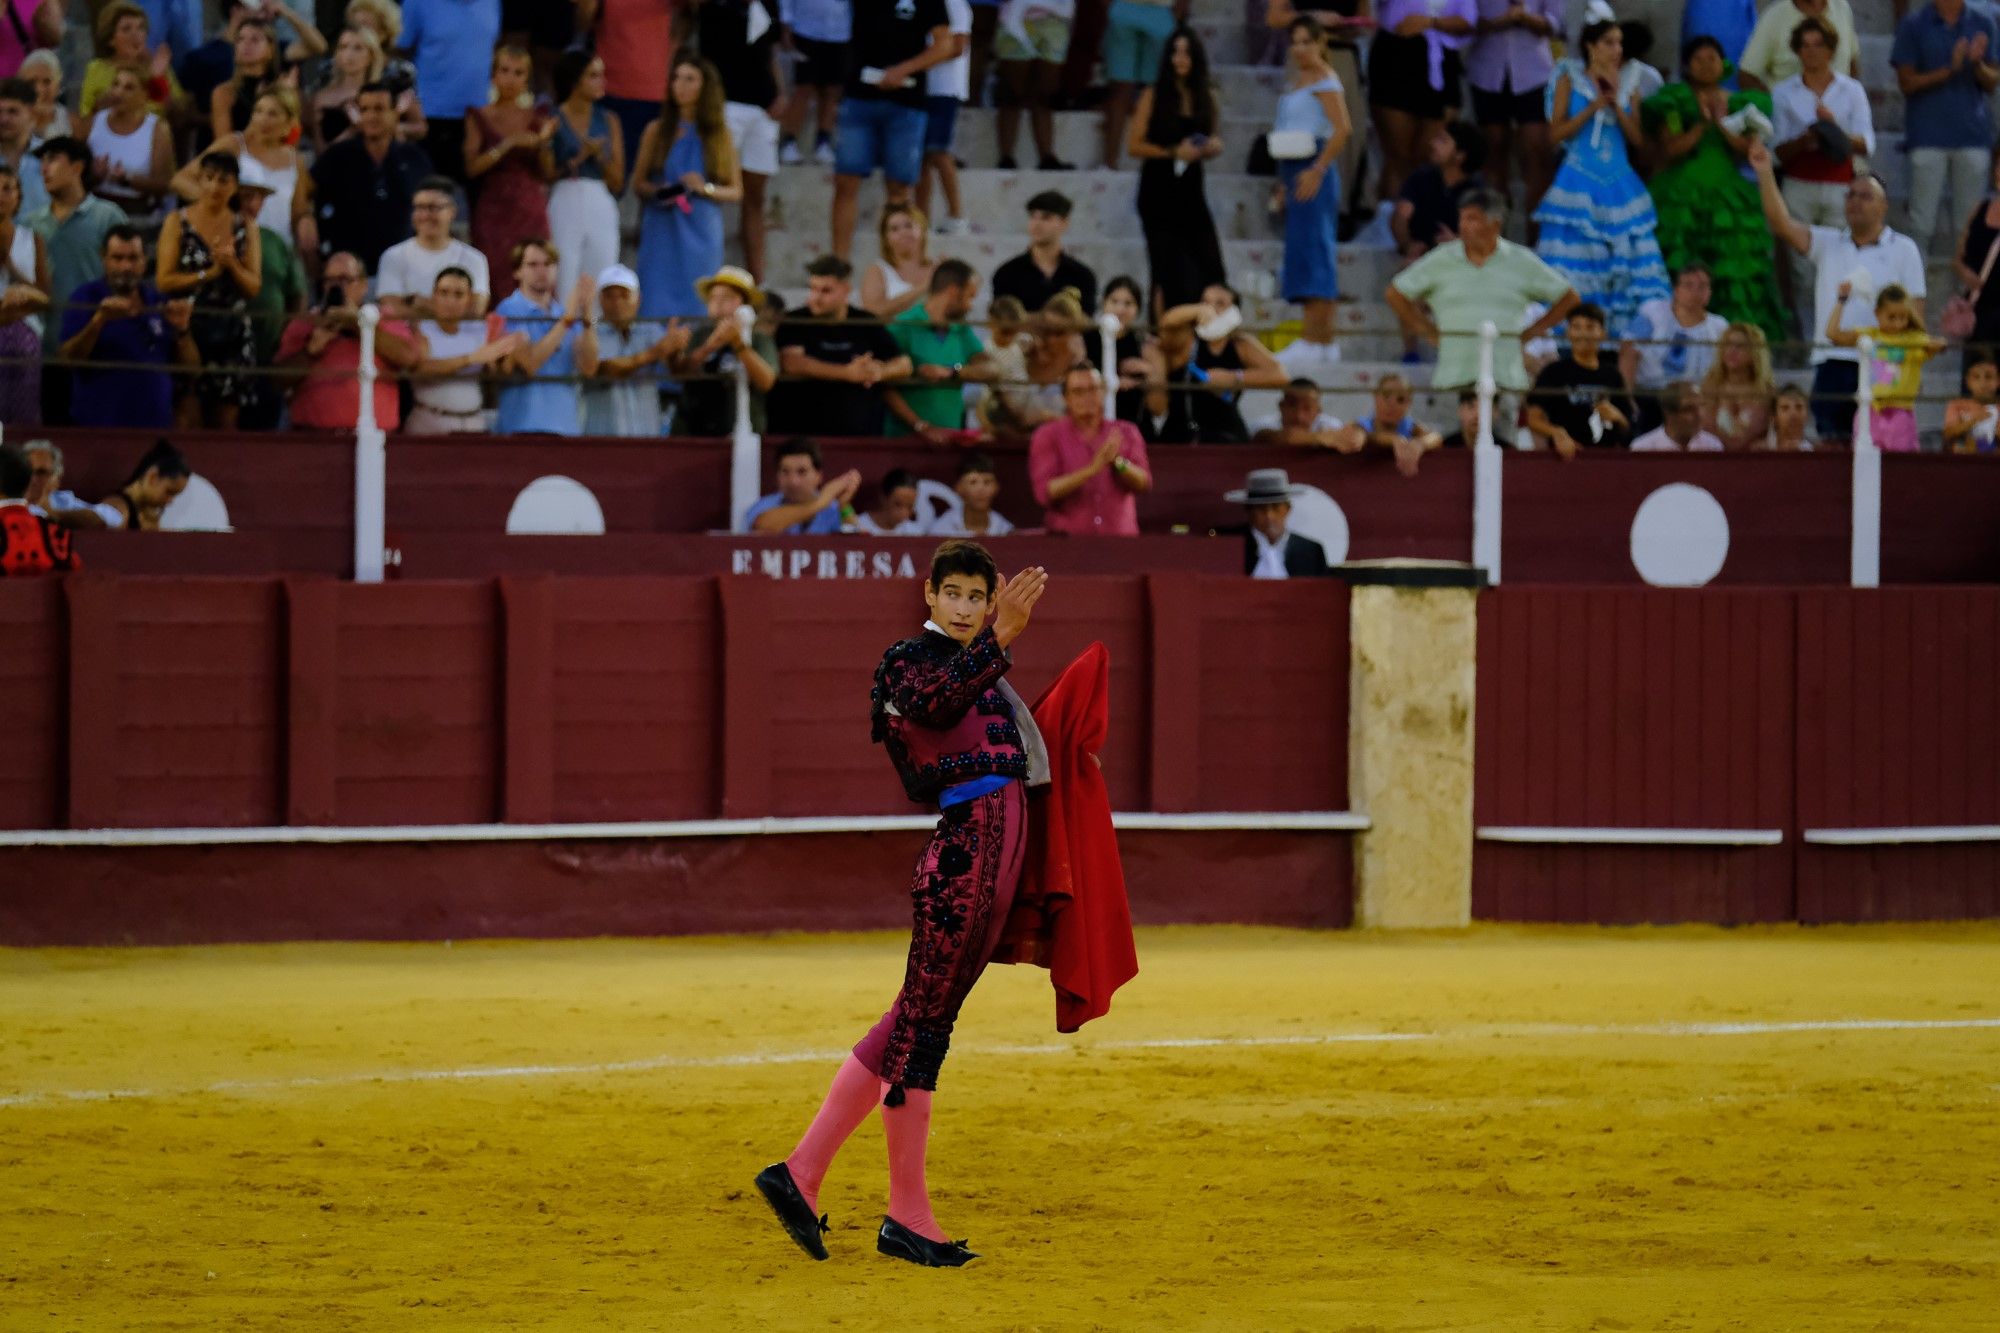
[994,641,1139,1032]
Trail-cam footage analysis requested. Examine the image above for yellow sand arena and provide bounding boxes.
[3,924,1998,1330]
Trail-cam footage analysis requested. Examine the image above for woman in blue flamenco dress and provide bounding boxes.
[1533,18,1670,333]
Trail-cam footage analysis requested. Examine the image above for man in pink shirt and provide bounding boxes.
[275,252,422,430]
[1028,364,1152,535]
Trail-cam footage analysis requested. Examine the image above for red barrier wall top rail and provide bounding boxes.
[37,428,2000,586]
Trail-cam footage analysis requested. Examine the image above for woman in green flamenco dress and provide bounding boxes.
[1643,36,1787,343]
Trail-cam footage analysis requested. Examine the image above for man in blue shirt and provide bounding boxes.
[401,0,502,183]
[133,0,204,61]
[1892,0,2000,252]
[56,225,196,429]
[494,238,598,435]
[744,438,862,533]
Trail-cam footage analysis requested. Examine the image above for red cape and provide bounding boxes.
[994,642,1139,1032]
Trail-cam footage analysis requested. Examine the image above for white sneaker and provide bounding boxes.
[1274,337,1342,385]
[813,139,836,166]
[779,139,804,166]
[935,215,970,236]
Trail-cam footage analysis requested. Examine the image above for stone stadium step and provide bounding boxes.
[758,164,1286,248]
[918,228,1403,302]
[950,111,1275,173]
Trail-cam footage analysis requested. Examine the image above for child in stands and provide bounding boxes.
[1944,351,2000,455]
[928,451,1015,536]
[1825,283,1944,453]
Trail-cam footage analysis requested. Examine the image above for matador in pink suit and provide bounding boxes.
[755,540,1052,1269]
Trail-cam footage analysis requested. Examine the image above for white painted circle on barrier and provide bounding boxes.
[1630,483,1730,587]
[1286,485,1350,565]
[913,478,960,532]
[157,474,232,532]
[506,476,606,535]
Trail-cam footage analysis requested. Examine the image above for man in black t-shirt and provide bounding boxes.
[772,256,914,437]
[989,190,1098,315]
[831,0,952,261]
[701,0,784,281]
[1393,123,1486,258]
[1524,303,1635,458]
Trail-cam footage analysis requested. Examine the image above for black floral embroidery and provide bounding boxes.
[877,791,1015,1093]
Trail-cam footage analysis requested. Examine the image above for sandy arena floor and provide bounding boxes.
[2,924,1997,1331]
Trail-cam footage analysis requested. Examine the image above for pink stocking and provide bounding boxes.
[883,1086,947,1242]
[785,1054,884,1213]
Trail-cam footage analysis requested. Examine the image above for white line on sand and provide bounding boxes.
[5,1016,1998,1110]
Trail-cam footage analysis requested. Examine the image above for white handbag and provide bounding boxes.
[1265,130,1317,161]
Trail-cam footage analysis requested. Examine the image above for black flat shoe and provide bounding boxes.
[877,1215,979,1267]
[1037,155,1076,171]
[754,1162,830,1261]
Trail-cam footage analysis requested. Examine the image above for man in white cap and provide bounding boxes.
[585,262,684,437]
[671,263,778,438]
[1227,468,1330,579]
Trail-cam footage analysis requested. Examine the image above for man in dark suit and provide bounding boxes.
[1227,468,1329,579]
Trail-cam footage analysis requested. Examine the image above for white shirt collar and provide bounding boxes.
[1250,528,1290,579]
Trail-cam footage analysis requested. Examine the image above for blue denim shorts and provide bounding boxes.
[836,97,928,184]
[1103,0,1178,84]
[923,95,961,154]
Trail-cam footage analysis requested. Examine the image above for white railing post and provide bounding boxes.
[1852,334,1874,451]
[1097,311,1118,388]
[1472,320,1503,583]
[352,303,386,584]
[1850,333,1879,587]
[728,303,760,533]
[1475,321,1496,448]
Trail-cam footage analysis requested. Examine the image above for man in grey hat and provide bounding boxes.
[1226,468,1329,580]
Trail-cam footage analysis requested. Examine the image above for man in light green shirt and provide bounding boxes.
[884,258,996,440]
[25,137,125,358]
[1387,188,1578,397]
[1739,0,1862,86]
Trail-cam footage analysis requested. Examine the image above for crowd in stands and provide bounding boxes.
[0,0,1997,469]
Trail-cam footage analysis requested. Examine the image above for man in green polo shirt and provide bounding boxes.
[884,259,996,441]
[25,137,126,425]
[1386,187,1579,418]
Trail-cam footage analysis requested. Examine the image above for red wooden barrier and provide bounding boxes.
[1795,588,2000,922]
[0,571,1354,943]
[1881,455,2000,583]
[0,578,63,829]
[1473,587,1797,923]
[1501,452,1851,584]
[0,573,1348,832]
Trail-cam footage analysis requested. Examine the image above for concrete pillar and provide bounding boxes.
[1338,559,1484,928]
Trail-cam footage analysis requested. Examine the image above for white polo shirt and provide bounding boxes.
[1806,224,1926,365]
[1770,72,1875,163]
